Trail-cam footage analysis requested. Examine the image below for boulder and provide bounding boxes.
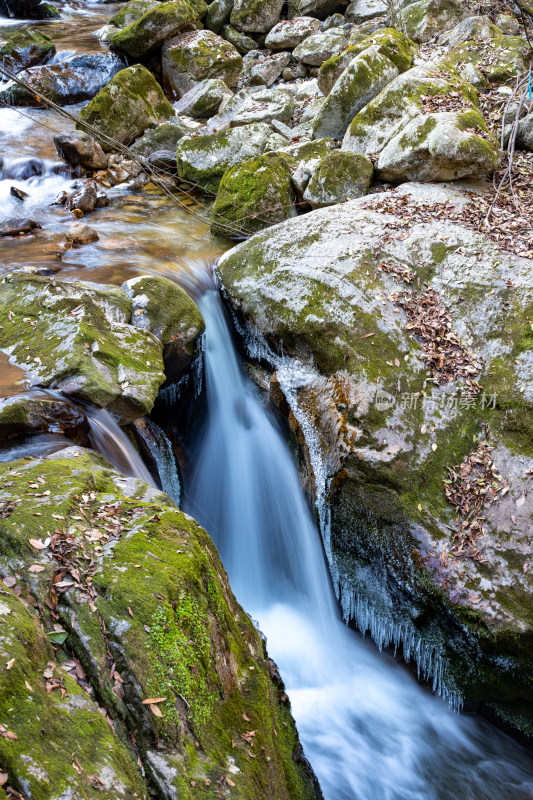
[110,0,207,58]
[318,27,416,95]
[206,0,233,32]
[443,33,532,84]
[293,27,348,66]
[265,16,321,50]
[303,150,373,205]
[0,218,40,236]
[78,65,175,150]
[54,131,108,171]
[345,0,387,23]
[0,392,88,439]
[0,52,126,107]
[121,274,205,380]
[245,48,292,85]
[173,78,233,118]
[0,0,59,17]
[514,112,533,152]
[221,22,257,53]
[131,116,202,156]
[217,183,533,728]
[64,183,98,214]
[162,29,242,99]
[287,0,349,19]
[437,15,501,48]
[389,0,467,43]
[211,151,296,237]
[230,0,283,34]
[342,62,478,156]
[496,12,520,35]
[0,25,55,73]
[176,122,272,192]
[280,136,335,194]
[228,86,294,126]
[108,0,159,27]
[376,110,501,183]
[312,45,400,140]
[0,449,321,800]
[66,221,99,243]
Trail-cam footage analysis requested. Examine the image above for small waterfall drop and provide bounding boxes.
[85,405,155,487]
[182,283,533,800]
[134,417,181,506]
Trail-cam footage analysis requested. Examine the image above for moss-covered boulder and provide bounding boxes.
[221,22,258,54]
[287,0,348,18]
[443,33,531,84]
[0,25,55,73]
[230,0,283,34]
[280,137,335,195]
[109,0,159,28]
[78,65,175,150]
[162,29,243,99]
[437,14,502,48]
[206,0,233,32]
[318,27,416,96]
[174,78,233,119]
[218,182,533,733]
[377,109,501,183]
[131,116,202,157]
[389,0,466,43]
[342,62,479,156]
[111,0,207,57]
[293,28,348,66]
[0,271,166,424]
[121,274,205,381]
[211,152,296,237]
[228,86,294,126]
[0,52,125,107]
[303,151,373,206]
[176,122,272,193]
[0,449,321,799]
[312,45,400,140]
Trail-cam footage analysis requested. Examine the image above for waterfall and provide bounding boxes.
[85,405,156,487]
[134,417,181,506]
[181,284,533,800]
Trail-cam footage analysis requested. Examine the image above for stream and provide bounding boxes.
[1,3,533,799]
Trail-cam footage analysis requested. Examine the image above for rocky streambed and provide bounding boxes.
[0,0,532,797]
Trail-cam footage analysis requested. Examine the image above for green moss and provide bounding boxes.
[109,0,159,28]
[0,26,55,69]
[111,0,207,57]
[78,65,175,149]
[211,152,295,238]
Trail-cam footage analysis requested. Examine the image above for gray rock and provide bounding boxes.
[345,0,387,23]
[245,49,292,85]
[293,27,348,66]
[229,86,294,126]
[377,110,501,183]
[313,45,399,140]
[342,62,479,156]
[230,0,283,33]
[437,15,501,48]
[495,12,520,35]
[65,182,98,214]
[0,52,126,107]
[206,0,233,32]
[222,23,258,54]
[265,16,321,50]
[389,0,467,43]
[66,221,99,244]
[303,150,373,205]
[281,136,335,193]
[131,117,202,157]
[514,113,533,152]
[162,30,243,99]
[321,12,346,30]
[176,121,273,192]
[110,0,207,58]
[0,218,41,236]
[173,78,233,119]
[265,131,291,149]
[54,131,108,171]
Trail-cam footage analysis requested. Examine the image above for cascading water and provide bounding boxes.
[182,282,533,800]
[85,405,156,487]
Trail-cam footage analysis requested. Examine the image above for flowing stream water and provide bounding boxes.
[1,3,533,798]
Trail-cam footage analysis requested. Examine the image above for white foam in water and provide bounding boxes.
[0,156,73,223]
[182,284,533,800]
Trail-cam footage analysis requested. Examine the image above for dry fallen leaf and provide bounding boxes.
[149,703,163,718]
[29,538,47,550]
[141,697,166,705]
[28,564,46,574]
[6,659,15,670]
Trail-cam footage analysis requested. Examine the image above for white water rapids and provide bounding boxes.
[180,282,533,800]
